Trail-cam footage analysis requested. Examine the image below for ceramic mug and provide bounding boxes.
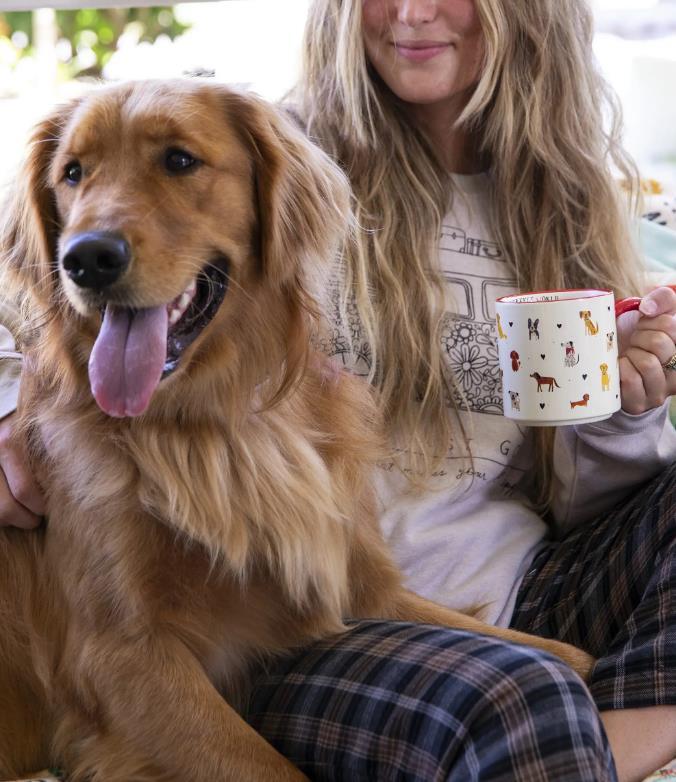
[495,287,674,426]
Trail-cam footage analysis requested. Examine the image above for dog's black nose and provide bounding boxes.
[62,231,131,290]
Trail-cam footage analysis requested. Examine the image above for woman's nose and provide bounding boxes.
[396,0,437,26]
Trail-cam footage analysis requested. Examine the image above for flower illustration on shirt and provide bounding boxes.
[440,317,478,351]
[454,322,476,345]
[472,393,503,414]
[483,351,502,392]
[441,316,503,411]
[476,327,501,390]
[447,343,489,392]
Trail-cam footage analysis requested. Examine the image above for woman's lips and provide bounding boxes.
[393,42,451,62]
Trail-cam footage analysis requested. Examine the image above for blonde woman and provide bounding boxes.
[243,1,676,781]
[0,1,674,781]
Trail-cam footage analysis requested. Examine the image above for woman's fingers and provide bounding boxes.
[628,324,676,366]
[616,309,641,356]
[616,304,676,413]
[0,468,42,528]
[618,288,676,355]
[620,348,672,414]
[0,413,45,528]
[638,285,676,317]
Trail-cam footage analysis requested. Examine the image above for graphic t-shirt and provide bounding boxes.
[372,174,548,626]
[319,173,547,626]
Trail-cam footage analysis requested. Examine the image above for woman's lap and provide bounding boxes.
[511,460,676,710]
[244,464,675,780]
[244,621,615,781]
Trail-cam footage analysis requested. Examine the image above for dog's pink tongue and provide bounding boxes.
[88,305,168,418]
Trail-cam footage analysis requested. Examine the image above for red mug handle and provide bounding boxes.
[615,284,676,317]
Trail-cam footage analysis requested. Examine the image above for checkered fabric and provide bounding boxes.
[245,621,616,781]
[512,460,676,711]
[245,463,675,780]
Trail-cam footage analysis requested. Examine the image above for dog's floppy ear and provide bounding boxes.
[223,90,352,403]
[0,99,79,302]
[223,91,352,299]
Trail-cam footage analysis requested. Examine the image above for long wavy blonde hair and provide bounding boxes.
[293,0,644,509]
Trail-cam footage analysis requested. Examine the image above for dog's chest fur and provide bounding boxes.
[32,402,352,691]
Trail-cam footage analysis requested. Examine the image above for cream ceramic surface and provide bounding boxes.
[496,290,621,426]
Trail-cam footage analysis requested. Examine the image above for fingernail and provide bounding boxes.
[641,300,657,316]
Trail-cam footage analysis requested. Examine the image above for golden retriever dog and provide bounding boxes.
[0,80,593,782]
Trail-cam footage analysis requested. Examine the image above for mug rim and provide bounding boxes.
[497,288,612,304]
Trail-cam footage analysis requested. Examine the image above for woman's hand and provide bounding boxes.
[0,412,45,528]
[617,285,676,415]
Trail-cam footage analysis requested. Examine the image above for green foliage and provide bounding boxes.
[0,7,190,77]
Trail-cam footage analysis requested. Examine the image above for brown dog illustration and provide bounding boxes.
[530,372,561,392]
[570,393,590,409]
[600,363,610,391]
[510,350,521,371]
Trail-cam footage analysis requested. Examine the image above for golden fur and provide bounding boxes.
[0,80,593,782]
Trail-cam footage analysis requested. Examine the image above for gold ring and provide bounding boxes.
[663,352,676,371]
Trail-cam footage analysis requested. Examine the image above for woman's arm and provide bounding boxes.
[550,402,676,533]
[0,299,45,528]
[550,284,676,532]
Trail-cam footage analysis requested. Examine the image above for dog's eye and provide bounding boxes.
[64,161,82,186]
[164,148,200,175]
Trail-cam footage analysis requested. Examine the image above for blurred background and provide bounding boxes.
[0,0,312,188]
[0,0,675,190]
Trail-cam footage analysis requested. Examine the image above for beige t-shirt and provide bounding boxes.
[373,174,548,625]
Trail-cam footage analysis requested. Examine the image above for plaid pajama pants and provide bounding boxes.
[511,459,676,711]
[244,461,676,781]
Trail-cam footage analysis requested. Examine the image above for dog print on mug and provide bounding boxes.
[495,289,621,425]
